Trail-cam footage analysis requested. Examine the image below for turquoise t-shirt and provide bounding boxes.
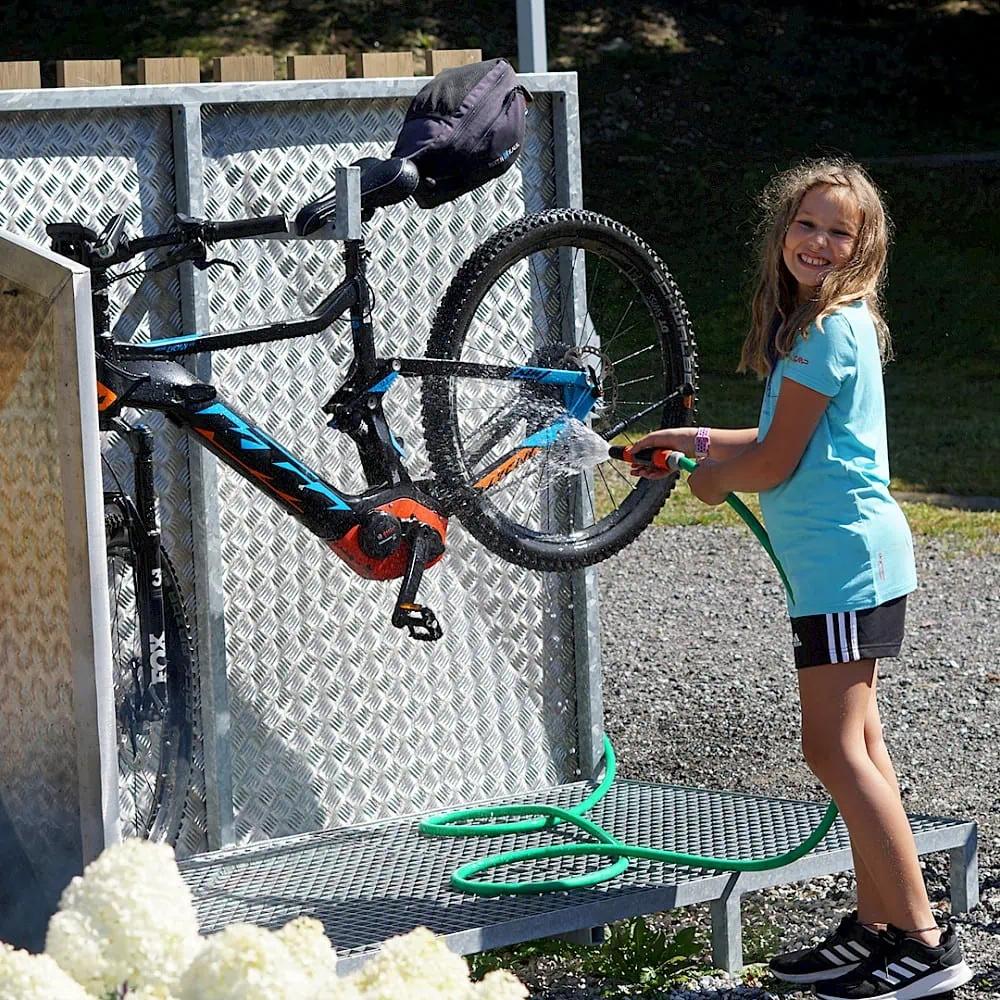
[757,301,917,617]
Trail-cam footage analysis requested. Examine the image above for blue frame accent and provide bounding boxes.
[141,332,206,352]
[517,383,600,451]
[510,366,591,387]
[199,403,351,511]
[369,372,399,394]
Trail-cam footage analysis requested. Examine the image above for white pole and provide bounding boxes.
[516,0,548,72]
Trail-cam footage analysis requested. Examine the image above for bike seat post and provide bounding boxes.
[337,164,375,375]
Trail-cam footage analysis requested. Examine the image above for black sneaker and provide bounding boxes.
[769,910,879,984]
[815,921,973,1000]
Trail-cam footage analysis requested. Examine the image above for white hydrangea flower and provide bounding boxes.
[274,916,338,991]
[325,971,365,1000]
[353,926,474,1000]
[123,984,180,1000]
[0,941,93,1000]
[176,922,315,1000]
[474,969,529,1000]
[45,839,202,997]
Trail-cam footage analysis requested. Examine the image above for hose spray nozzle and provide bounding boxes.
[608,445,692,473]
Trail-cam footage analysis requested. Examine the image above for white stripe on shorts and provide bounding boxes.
[826,614,838,662]
[825,611,860,663]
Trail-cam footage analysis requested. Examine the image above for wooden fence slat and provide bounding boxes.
[137,57,200,85]
[0,61,41,91]
[427,49,482,74]
[56,60,122,88]
[286,54,347,80]
[360,51,414,78]
[213,55,275,83]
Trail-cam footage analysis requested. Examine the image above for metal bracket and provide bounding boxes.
[332,165,362,241]
[265,164,363,241]
[710,875,744,972]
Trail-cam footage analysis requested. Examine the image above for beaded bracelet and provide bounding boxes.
[694,426,711,461]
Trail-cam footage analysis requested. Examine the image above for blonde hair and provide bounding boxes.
[739,158,893,378]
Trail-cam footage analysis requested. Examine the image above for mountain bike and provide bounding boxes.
[47,155,697,843]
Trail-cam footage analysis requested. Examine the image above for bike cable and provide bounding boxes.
[419,451,840,895]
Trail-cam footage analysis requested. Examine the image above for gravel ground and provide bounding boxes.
[517,524,1000,999]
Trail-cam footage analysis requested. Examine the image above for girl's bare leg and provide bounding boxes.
[798,659,940,946]
[852,668,895,926]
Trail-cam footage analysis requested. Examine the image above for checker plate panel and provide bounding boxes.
[199,95,582,844]
[180,780,971,966]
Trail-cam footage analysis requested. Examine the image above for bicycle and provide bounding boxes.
[47,155,698,844]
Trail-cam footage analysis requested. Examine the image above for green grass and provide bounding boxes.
[648,484,1000,557]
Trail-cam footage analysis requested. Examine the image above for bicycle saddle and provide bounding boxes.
[296,157,421,235]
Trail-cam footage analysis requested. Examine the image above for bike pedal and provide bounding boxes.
[392,602,443,641]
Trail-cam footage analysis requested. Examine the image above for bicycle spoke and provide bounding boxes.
[612,342,658,367]
[616,373,662,389]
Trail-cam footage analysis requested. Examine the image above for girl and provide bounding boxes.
[632,159,973,1000]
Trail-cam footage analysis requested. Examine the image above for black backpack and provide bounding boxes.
[392,58,532,209]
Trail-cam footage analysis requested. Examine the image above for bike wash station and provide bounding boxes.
[0,68,979,965]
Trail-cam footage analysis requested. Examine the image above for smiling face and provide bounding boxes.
[782,184,862,302]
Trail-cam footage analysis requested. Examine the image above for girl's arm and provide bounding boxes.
[698,427,759,461]
[688,378,830,504]
[630,425,758,461]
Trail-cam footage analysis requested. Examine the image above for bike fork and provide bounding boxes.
[119,422,169,718]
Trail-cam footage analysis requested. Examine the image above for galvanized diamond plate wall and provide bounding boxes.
[199,93,584,842]
[0,76,592,853]
[0,105,209,856]
[0,232,119,936]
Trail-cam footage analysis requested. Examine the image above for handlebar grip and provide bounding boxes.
[208,215,289,241]
[128,231,189,254]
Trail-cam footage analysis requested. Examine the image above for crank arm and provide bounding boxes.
[391,523,444,640]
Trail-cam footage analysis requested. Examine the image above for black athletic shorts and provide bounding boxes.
[790,595,907,669]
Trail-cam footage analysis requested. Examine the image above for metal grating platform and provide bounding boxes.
[178,779,978,972]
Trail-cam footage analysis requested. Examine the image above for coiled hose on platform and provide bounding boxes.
[420,449,838,895]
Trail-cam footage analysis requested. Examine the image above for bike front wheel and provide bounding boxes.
[106,503,194,843]
[422,209,698,571]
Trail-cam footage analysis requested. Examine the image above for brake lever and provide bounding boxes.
[194,257,241,274]
[159,241,241,275]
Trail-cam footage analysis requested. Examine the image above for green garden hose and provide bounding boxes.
[420,448,838,895]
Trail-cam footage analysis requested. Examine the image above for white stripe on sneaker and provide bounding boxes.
[819,948,846,964]
[899,956,930,972]
[872,968,901,985]
[832,944,857,961]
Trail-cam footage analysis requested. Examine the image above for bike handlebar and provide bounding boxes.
[126,215,290,257]
[207,214,290,241]
[53,213,292,269]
